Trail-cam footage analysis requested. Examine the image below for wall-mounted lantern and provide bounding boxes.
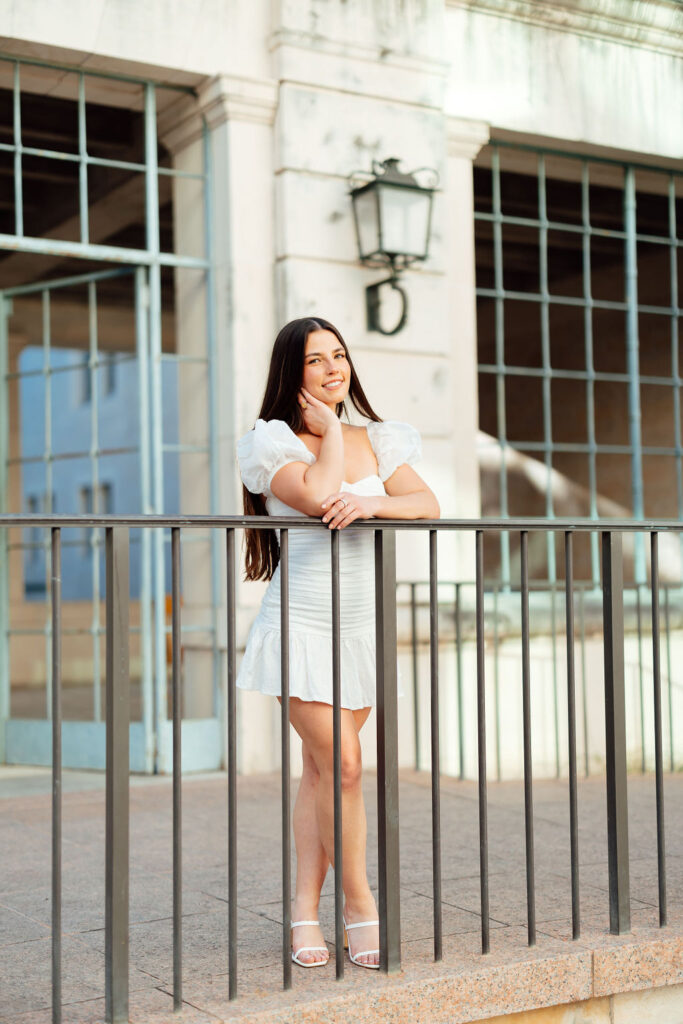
[349,157,438,336]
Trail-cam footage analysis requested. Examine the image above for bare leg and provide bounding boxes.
[290,745,330,964]
[286,698,379,966]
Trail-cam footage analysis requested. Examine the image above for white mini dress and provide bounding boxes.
[235,418,422,709]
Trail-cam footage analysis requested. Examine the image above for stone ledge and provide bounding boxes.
[206,933,681,1024]
[592,933,683,998]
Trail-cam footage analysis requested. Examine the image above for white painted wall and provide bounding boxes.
[445,1,683,159]
[0,0,272,83]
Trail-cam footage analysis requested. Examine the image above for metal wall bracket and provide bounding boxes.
[366,274,408,336]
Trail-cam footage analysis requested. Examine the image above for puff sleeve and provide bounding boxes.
[236,419,315,495]
[366,420,422,482]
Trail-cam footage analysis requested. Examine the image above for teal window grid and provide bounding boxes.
[0,54,209,265]
[0,54,221,770]
[475,141,683,586]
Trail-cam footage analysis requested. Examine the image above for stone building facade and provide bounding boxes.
[0,0,681,775]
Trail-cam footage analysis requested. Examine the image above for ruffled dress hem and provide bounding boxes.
[237,622,404,710]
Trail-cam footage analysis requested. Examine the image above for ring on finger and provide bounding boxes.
[338,498,347,508]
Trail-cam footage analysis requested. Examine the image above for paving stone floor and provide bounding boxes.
[1,766,681,1023]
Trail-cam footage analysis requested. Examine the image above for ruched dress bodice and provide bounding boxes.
[260,475,386,639]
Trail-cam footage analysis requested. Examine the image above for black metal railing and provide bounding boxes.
[0,513,677,1023]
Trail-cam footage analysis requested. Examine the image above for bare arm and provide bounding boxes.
[321,464,440,529]
[269,388,345,516]
[270,423,344,515]
[373,464,440,519]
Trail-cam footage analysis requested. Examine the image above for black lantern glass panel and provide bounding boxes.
[378,183,433,261]
[351,185,381,263]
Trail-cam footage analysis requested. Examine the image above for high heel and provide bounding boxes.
[342,915,380,969]
[290,919,330,968]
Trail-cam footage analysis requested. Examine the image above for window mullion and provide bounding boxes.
[89,281,102,722]
[624,168,645,583]
[492,146,510,586]
[538,154,555,582]
[78,75,89,245]
[13,63,23,238]
[581,162,600,585]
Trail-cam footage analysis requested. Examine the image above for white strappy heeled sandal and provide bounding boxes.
[290,919,330,968]
[342,915,380,969]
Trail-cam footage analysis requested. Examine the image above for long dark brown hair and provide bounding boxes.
[243,317,382,581]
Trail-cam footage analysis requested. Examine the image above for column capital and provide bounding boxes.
[198,74,279,130]
[159,74,279,153]
[446,117,489,161]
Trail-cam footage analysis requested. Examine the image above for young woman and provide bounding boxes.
[236,317,440,970]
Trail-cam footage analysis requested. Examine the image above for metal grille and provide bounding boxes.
[475,141,683,586]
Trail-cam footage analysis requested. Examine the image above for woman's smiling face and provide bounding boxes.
[301,329,351,407]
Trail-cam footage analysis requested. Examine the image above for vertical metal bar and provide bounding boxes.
[51,528,62,1024]
[331,530,344,979]
[664,585,674,773]
[455,582,465,781]
[375,528,401,974]
[548,589,561,778]
[520,532,536,946]
[551,586,560,778]
[43,291,53,719]
[491,147,510,586]
[624,169,646,584]
[650,533,667,926]
[0,294,10,763]
[601,531,631,934]
[78,74,89,244]
[565,532,580,940]
[171,527,182,1007]
[13,62,23,237]
[493,584,501,782]
[88,282,102,724]
[226,529,237,1000]
[579,585,590,777]
[538,155,556,582]
[636,583,645,773]
[429,531,442,961]
[581,163,600,585]
[135,268,154,773]
[278,528,290,983]
[475,530,490,953]
[105,527,130,1024]
[144,83,166,771]
[410,582,420,771]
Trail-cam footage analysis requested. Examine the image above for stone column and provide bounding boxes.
[160,96,214,721]
[445,117,490,581]
[161,75,279,759]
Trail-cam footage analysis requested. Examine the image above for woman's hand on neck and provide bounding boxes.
[298,387,343,438]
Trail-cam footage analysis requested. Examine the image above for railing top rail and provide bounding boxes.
[2,513,683,533]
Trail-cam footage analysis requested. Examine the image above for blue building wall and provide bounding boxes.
[20,346,179,601]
